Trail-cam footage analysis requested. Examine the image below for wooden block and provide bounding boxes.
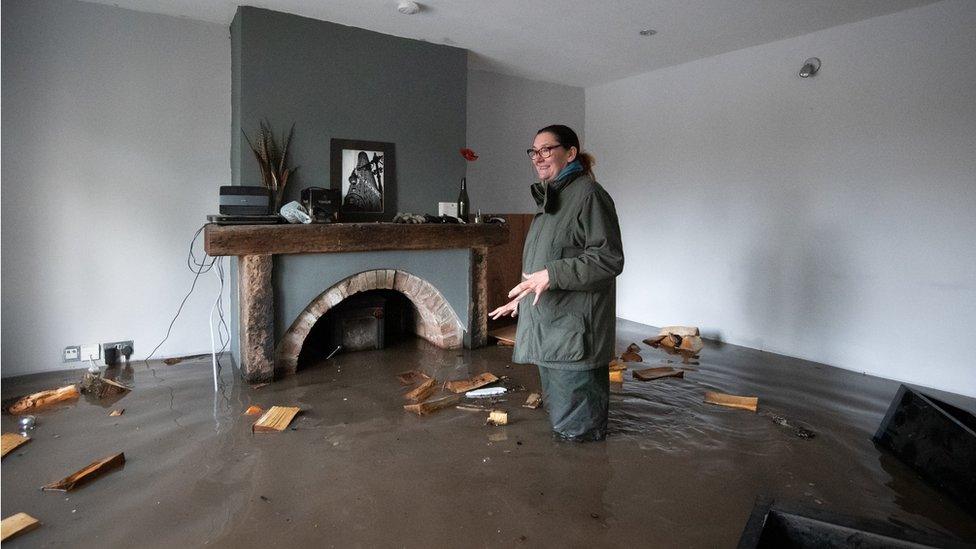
[609,370,625,383]
[243,405,263,416]
[705,391,758,412]
[486,410,508,426]
[8,385,79,414]
[42,452,125,491]
[1,513,40,542]
[444,372,499,394]
[2,433,31,458]
[633,366,684,381]
[658,326,700,337]
[404,378,437,403]
[626,343,641,353]
[252,406,300,432]
[396,370,430,386]
[642,335,666,347]
[659,334,680,348]
[679,335,704,353]
[621,351,643,362]
[404,394,461,416]
[488,324,517,345]
[109,409,125,417]
[523,393,543,409]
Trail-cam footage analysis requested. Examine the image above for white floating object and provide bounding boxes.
[465,387,506,398]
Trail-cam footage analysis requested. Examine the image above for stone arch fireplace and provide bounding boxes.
[275,269,464,375]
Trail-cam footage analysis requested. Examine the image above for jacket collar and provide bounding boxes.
[531,170,585,214]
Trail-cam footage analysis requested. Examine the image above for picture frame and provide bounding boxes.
[330,138,396,222]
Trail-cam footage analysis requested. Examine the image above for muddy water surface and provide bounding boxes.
[2,319,974,548]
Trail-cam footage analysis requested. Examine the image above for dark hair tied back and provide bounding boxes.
[536,124,595,177]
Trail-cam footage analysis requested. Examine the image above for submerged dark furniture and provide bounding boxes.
[873,384,976,517]
[737,499,973,548]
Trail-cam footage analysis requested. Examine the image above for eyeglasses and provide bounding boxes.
[526,144,564,160]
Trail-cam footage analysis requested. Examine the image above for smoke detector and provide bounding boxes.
[397,1,421,15]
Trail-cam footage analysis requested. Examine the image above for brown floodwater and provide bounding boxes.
[2,319,974,548]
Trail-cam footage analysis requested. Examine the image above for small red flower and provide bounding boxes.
[460,148,479,161]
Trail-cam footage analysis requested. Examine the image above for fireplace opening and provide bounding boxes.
[296,289,416,368]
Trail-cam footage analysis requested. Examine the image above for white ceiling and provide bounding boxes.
[86,0,940,87]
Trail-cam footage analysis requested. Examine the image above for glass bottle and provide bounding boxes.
[457,177,470,221]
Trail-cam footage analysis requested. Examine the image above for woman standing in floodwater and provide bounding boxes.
[489,124,624,441]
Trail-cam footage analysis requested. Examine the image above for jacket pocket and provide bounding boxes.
[539,313,586,362]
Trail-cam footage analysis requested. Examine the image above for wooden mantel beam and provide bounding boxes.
[205,223,508,256]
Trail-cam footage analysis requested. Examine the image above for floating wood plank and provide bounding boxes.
[608,359,627,371]
[488,324,517,345]
[659,326,700,337]
[679,335,704,354]
[404,378,437,403]
[252,406,300,432]
[626,343,641,353]
[609,370,625,383]
[243,405,263,416]
[444,373,499,394]
[396,370,430,386]
[2,433,31,458]
[633,367,685,381]
[42,452,125,491]
[643,335,666,346]
[8,385,80,414]
[109,409,125,417]
[1,513,40,542]
[404,394,461,416]
[523,393,543,409]
[457,403,491,412]
[621,351,643,362]
[705,391,758,412]
[486,410,508,426]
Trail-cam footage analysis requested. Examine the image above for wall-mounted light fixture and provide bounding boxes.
[798,57,821,78]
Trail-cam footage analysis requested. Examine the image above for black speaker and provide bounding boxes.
[219,186,272,215]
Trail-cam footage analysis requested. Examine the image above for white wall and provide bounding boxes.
[586,0,976,397]
[466,69,585,214]
[1,0,231,376]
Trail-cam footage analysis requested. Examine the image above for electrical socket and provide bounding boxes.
[63,345,81,362]
[80,343,101,363]
[102,340,134,361]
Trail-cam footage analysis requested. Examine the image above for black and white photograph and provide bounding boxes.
[330,139,396,221]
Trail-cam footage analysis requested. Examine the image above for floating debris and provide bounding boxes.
[243,405,263,416]
[404,394,461,416]
[621,351,642,362]
[523,393,543,409]
[8,385,79,414]
[396,370,430,386]
[457,403,492,412]
[489,324,517,346]
[609,370,625,383]
[0,512,40,542]
[404,378,437,403]
[705,391,758,412]
[42,452,125,491]
[163,357,183,366]
[608,359,627,371]
[445,373,499,394]
[109,409,125,417]
[626,343,641,354]
[252,406,300,432]
[80,373,131,400]
[2,433,31,459]
[633,366,684,381]
[486,410,508,426]
[769,414,816,439]
[466,386,506,398]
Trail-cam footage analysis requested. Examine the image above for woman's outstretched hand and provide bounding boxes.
[488,297,520,320]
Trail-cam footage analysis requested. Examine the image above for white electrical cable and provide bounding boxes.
[208,256,223,392]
